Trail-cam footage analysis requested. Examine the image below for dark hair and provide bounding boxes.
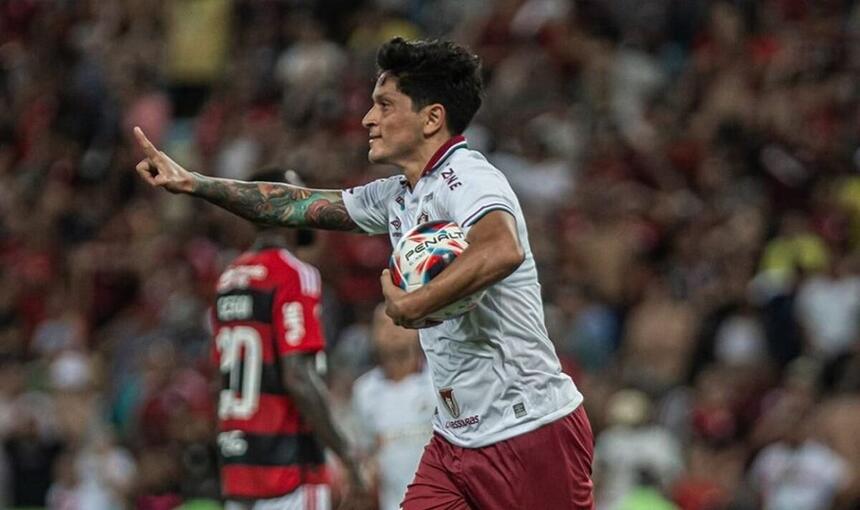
[376,37,483,135]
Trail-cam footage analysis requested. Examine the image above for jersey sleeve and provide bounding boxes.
[341,176,403,234]
[442,165,519,233]
[271,267,325,356]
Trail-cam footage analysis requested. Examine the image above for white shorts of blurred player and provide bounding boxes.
[225,485,330,510]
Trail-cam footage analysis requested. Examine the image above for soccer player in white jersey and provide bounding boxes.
[132,37,595,508]
[352,305,435,510]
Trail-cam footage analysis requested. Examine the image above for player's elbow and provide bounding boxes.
[494,241,525,278]
[512,242,526,267]
[283,373,319,409]
[281,357,315,398]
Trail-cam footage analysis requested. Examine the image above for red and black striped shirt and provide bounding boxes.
[211,248,328,500]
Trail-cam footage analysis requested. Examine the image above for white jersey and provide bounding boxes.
[343,136,583,447]
[352,367,435,510]
[751,440,850,510]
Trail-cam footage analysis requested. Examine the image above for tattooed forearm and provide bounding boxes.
[191,173,360,231]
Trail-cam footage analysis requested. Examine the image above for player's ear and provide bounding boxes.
[422,104,446,137]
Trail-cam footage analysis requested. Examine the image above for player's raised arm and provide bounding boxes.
[132,127,360,231]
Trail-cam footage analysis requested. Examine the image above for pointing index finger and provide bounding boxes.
[134,126,158,157]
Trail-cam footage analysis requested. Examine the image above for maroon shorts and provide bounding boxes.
[401,405,594,509]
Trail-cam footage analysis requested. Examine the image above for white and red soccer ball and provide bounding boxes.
[389,220,486,321]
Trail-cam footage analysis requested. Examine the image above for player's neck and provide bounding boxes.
[385,357,423,382]
[251,232,289,251]
[402,132,456,188]
[385,364,421,382]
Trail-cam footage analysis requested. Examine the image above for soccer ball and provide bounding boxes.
[389,220,486,321]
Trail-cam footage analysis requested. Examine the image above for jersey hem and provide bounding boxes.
[224,482,328,502]
[432,394,584,448]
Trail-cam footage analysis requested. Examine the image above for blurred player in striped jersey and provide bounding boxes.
[211,169,370,510]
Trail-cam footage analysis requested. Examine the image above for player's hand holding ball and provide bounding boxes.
[381,221,486,329]
[133,126,197,194]
[379,270,437,329]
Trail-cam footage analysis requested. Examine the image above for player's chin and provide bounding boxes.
[367,147,387,164]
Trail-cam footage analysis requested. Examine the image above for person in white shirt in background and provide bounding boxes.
[595,389,683,510]
[352,305,435,510]
[749,406,853,510]
[795,254,860,359]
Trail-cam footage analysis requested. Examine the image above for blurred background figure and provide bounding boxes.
[749,405,852,510]
[2,0,860,508]
[352,305,434,510]
[595,389,683,510]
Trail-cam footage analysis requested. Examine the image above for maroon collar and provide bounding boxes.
[420,135,468,177]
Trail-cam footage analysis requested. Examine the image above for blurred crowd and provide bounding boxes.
[2,0,860,509]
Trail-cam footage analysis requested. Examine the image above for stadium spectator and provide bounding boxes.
[352,305,434,510]
[595,389,683,510]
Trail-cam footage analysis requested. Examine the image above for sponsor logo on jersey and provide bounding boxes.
[445,415,480,429]
[440,167,463,190]
[216,294,254,321]
[439,387,460,418]
[218,430,248,457]
[217,265,268,291]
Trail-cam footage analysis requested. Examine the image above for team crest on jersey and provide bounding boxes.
[439,387,460,418]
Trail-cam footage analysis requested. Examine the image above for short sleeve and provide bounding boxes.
[443,166,518,233]
[341,176,403,234]
[271,267,325,356]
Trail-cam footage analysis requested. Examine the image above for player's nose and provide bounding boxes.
[361,106,377,128]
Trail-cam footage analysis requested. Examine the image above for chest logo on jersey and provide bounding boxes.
[440,168,462,190]
[439,387,460,418]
